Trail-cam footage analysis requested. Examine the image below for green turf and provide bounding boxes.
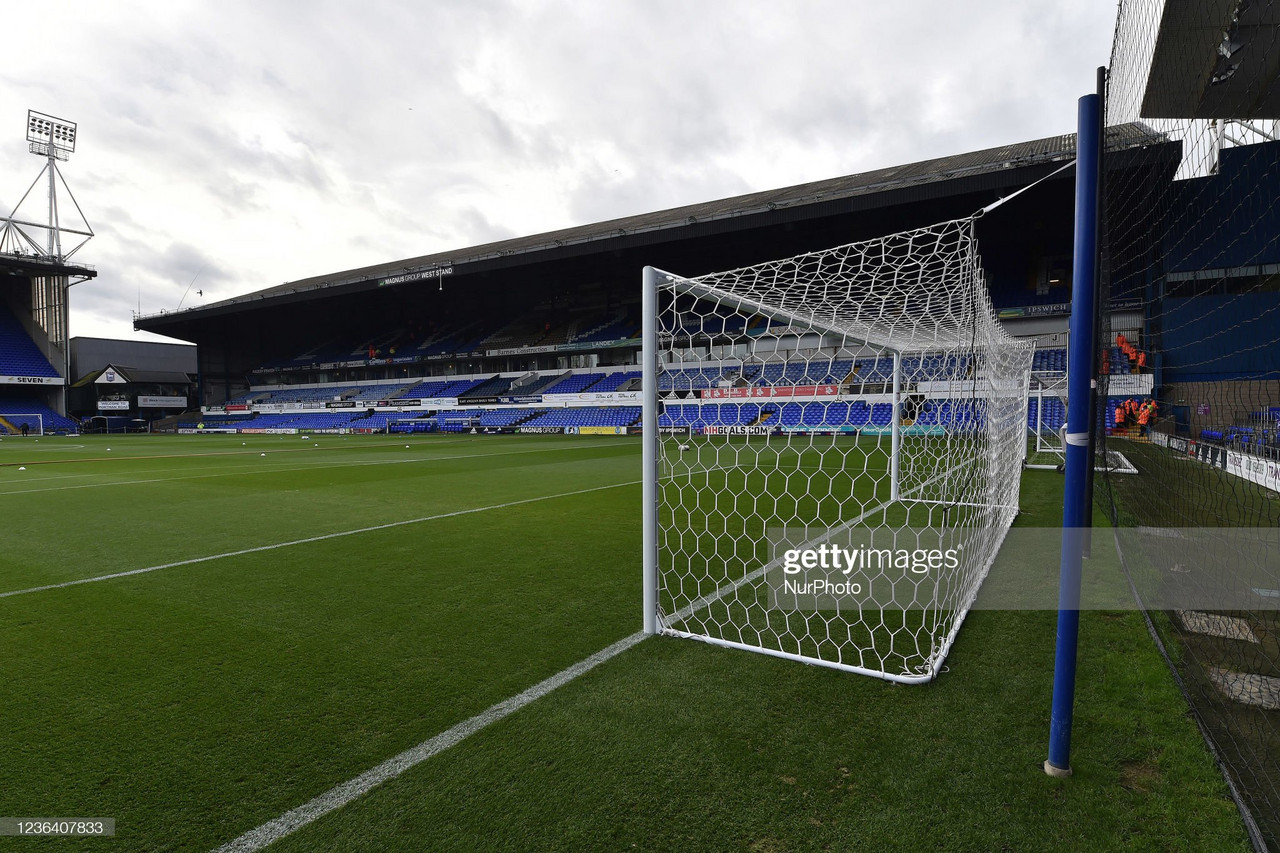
[0,433,1252,851]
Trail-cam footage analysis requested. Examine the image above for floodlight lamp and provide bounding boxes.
[26,109,77,153]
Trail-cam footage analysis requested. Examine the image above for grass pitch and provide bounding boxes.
[0,433,1252,851]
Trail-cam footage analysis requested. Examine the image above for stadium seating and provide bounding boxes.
[520,406,640,428]
[0,398,79,433]
[0,305,60,378]
[1031,348,1067,373]
[1028,398,1066,431]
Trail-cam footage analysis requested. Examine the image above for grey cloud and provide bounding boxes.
[0,1,1118,340]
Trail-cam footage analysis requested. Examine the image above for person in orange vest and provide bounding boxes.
[1136,351,1148,371]
[1116,333,1128,350]
[1114,400,1127,430]
[1136,398,1154,437]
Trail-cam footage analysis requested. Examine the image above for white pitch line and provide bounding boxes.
[208,446,938,852]
[0,440,633,497]
[211,630,648,853]
[0,478,640,600]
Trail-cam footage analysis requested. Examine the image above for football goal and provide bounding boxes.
[1,413,44,436]
[642,217,1034,683]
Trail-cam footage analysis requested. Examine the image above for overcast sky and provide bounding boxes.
[0,1,1117,344]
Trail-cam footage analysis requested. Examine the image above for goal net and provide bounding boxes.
[642,217,1033,683]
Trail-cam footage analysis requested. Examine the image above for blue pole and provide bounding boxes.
[1045,91,1102,777]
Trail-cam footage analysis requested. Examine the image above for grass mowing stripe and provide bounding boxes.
[0,436,480,467]
[0,440,635,497]
[211,631,648,853]
[0,478,640,599]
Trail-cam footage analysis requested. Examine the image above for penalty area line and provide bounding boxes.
[211,630,647,853]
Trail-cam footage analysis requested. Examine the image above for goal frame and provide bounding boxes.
[641,246,1031,682]
[4,413,44,436]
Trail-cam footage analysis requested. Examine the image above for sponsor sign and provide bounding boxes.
[1105,374,1153,395]
[138,395,186,408]
[658,426,692,436]
[1166,435,1190,454]
[859,424,949,436]
[379,265,453,287]
[518,426,563,434]
[486,344,559,357]
[703,425,772,436]
[499,395,544,404]
[1,375,64,385]
[998,298,1140,320]
[543,391,642,404]
[1225,450,1280,493]
[577,426,628,435]
[225,404,250,412]
[780,425,861,435]
[1196,442,1228,469]
[326,400,357,408]
[699,385,839,400]
[558,338,634,351]
[997,301,1073,319]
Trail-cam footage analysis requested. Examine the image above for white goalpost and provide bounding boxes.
[1027,372,1069,470]
[642,217,1034,683]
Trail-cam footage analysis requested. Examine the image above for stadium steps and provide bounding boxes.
[511,371,569,396]
[1177,611,1260,643]
[459,374,513,400]
[510,410,545,426]
[149,413,191,432]
[1206,668,1280,711]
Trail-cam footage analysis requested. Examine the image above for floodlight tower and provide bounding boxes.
[0,111,97,419]
[29,111,76,257]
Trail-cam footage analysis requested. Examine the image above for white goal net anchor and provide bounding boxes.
[642,217,1034,683]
